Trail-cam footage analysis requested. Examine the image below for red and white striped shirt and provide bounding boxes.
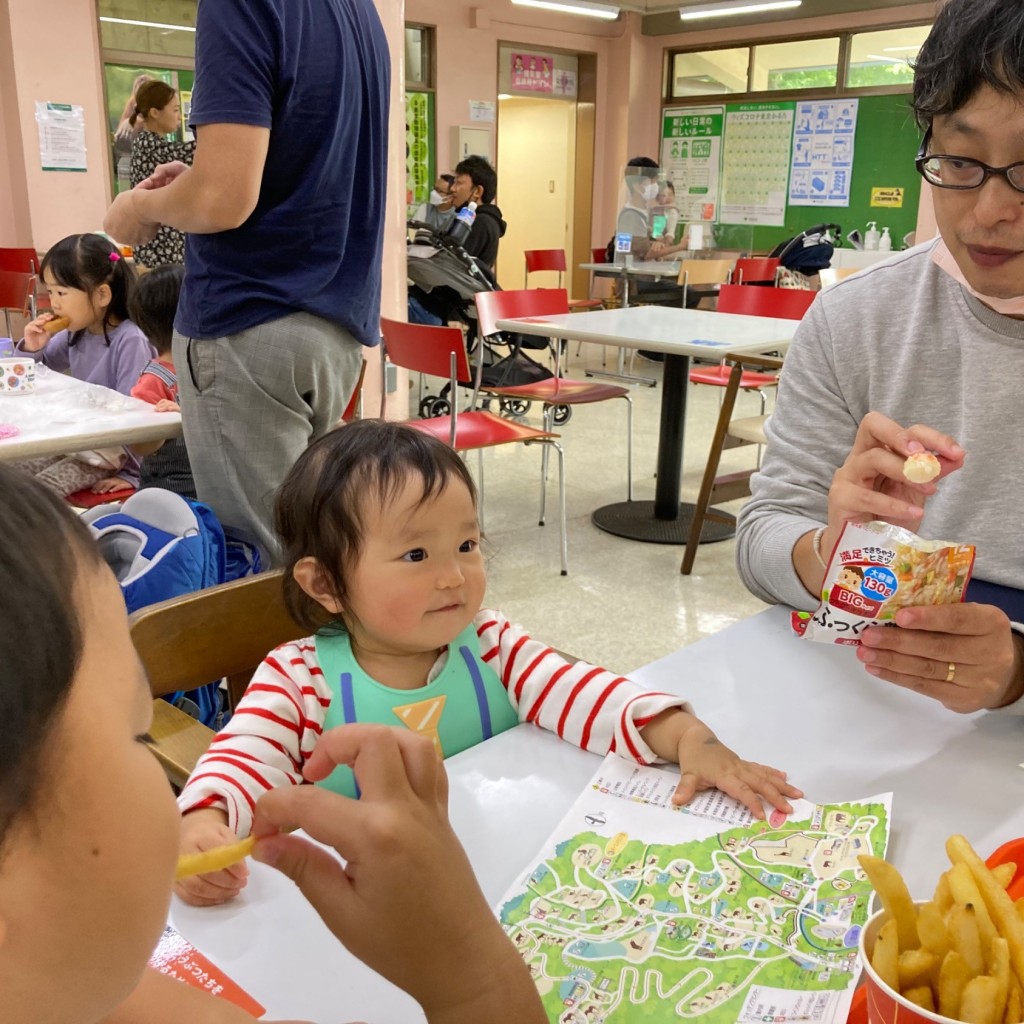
[178,609,691,836]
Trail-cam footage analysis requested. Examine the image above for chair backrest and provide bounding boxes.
[129,570,303,702]
[524,248,567,275]
[818,266,861,289]
[0,248,39,275]
[473,287,570,340]
[380,317,473,382]
[0,270,34,313]
[716,283,816,320]
[340,357,367,422]
[676,258,734,288]
[733,256,781,284]
[591,246,608,265]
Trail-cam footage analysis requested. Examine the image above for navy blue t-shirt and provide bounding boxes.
[175,0,389,347]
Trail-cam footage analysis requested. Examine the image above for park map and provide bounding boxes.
[497,756,891,1024]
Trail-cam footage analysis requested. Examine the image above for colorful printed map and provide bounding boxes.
[497,756,891,1023]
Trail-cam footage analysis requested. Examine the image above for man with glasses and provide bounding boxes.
[735,0,1024,716]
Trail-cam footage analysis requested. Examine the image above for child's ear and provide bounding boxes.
[94,282,112,308]
[292,557,345,615]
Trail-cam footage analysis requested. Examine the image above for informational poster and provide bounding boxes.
[552,68,577,97]
[510,51,553,93]
[789,99,858,207]
[469,100,494,123]
[405,91,433,212]
[35,101,87,172]
[660,106,723,223]
[720,102,794,227]
[870,186,904,208]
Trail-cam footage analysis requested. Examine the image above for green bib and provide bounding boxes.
[314,623,519,798]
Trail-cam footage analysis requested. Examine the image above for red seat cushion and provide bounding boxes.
[66,486,136,508]
[407,410,557,451]
[483,377,628,405]
[688,366,777,389]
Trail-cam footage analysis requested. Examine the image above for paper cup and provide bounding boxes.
[858,902,952,1024]
[0,358,36,395]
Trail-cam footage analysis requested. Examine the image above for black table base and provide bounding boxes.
[591,501,735,545]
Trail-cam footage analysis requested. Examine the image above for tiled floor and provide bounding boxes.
[406,342,775,675]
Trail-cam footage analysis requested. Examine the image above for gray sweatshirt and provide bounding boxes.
[737,238,1024,614]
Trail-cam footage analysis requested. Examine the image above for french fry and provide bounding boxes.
[175,836,256,881]
[948,835,1024,990]
[938,949,972,1019]
[935,870,955,915]
[1005,975,1022,1023]
[899,948,937,990]
[860,854,920,950]
[919,900,953,964]
[872,917,901,993]
[991,936,1011,1018]
[960,975,1001,1024]
[948,904,987,977]
[903,984,936,1011]
[950,861,999,952]
[993,863,1017,890]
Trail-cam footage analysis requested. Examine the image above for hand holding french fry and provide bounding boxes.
[859,835,1024,1023]
[174,807,251,907]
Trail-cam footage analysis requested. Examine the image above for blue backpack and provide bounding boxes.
[83,489,261,727]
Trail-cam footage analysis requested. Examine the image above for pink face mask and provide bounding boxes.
[931,238,1024,315]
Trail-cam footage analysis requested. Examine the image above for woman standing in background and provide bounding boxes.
[129,82,195,267]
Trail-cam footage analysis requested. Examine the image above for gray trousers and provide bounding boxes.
[173,312,363,564]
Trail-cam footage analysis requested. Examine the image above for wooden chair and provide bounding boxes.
[732,256,781,285]
[474,288,633,501]
[379,317,569,574]
[681,353,784,575]
[129,570,303,787]
[0,270,35,337]
[818,266,861,289]
[676,258,734,309]
[523,248,603,312]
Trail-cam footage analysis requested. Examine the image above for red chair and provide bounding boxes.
[731,256,781,285]
[524,249,603,312]
[379,317,568,575]
[0,249,42,316]
[689,284,815,413]
[67,487,136,508]
[474,288,633,501]
[0,270,35,337]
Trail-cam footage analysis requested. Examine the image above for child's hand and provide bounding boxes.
[174,808,250,907]
[640,709,803,821]
[90,475,133,494]
[21,315,56,352]
[153,399,180,413]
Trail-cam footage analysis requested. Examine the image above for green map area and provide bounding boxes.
[498,802,888,1023]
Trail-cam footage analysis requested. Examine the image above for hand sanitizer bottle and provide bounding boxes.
[878,226,892,252]
[865,221,880,251]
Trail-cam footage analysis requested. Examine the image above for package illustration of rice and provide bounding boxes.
[792,521,976,646]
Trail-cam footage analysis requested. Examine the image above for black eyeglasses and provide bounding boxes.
[915,128,1024,193]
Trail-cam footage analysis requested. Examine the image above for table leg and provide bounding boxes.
[584,270,658,388]
[590,352,735,545]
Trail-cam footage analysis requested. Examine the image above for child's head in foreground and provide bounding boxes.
[0,466,179,1023]
[128,263,184,357]
[275,420,486,653]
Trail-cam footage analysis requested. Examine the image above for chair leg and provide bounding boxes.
[622,393,634,502]
[477,449,486,529]
[548,439,568,575]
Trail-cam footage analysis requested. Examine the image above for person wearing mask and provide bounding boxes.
[411,173,457,235]
[450,155,506,274]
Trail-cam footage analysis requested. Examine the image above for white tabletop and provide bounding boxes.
[0,370,181,462]
[580,260,683,279]
[169,606,1024,1022]
[495,305,798,358]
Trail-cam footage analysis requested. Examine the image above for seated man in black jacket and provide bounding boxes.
[451,155,506,277]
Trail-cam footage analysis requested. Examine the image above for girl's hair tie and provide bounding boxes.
[108,251,121,263]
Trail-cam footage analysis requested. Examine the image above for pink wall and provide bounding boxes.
[0,0,111,250]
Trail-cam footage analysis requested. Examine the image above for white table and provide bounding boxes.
[580,259,684,309]
[494,305,799,544]
[169,606,1024,1022]
[0,370,181,461]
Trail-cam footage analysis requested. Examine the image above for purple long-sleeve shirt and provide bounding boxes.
[18,319,156,486]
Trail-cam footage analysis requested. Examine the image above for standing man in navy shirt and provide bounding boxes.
[105,0,389,562]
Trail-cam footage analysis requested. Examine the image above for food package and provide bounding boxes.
[792,520,975,646]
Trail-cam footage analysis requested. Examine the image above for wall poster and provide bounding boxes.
[720,102,795,227]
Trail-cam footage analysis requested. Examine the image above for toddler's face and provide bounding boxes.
[41,270,104,333]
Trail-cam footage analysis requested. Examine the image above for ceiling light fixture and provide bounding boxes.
[679,1,801,21]
[512,0,620,20]
[99,16,196,32]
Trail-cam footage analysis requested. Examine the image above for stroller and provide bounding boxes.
[406,223,567,421]
[769,222,841,275]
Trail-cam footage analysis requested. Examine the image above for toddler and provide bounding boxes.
[17,232,154,495]
[0,464,548,1024]
[127,263,196,498]
[177,420,801,905]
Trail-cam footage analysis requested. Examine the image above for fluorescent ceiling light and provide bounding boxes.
[680,1,801,20]
[512,0,620,19]
[99,16,196,32]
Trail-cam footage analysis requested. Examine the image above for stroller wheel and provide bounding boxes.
[500,397,531,419]
[425,397,451,418]
[551,404,572,426]
[418,396,436,419]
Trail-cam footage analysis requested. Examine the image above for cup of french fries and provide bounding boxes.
[857,836,1024,1024]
